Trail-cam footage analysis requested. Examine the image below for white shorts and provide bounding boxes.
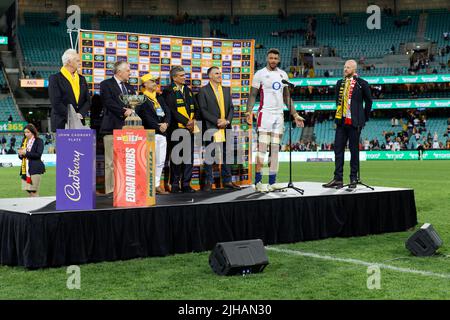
[257,110,284,135]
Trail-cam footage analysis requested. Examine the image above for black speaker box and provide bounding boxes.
[209,239,269,276]
[406,223,443,256]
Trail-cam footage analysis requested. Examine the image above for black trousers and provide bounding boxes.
[169,131,194,187]
[334,124,360,181]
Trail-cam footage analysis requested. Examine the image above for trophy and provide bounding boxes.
[120,94,148,129]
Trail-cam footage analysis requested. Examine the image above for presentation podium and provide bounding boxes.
[56,129,96,210]
[113,129,156,207]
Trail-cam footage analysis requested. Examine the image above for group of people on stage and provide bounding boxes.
[41,47,373,198]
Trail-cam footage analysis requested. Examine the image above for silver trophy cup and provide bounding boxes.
[119,94,147,128]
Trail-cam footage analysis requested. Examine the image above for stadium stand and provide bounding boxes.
[17,10,450,75]
[0,96,20,121]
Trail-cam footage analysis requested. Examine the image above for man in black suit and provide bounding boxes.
[323,60,372,189]
[162,66,200,193]
[48,49,91,131]
[197,66,240,192]
[99,61,135,194]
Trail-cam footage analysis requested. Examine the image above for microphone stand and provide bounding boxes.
[279,84,304,195]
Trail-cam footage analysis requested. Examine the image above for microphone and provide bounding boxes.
[281,79,295,88]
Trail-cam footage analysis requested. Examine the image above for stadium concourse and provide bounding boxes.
[0,0,449,303]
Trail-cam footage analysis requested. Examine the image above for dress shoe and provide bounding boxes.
[348,180,358,189]
[322,179,343,189]
[182,185,196,193]
[223,182,241,190]
[170,185,181,193]
[156,186,169,194]
[203,183,212,192]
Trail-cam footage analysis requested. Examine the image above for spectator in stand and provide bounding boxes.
[7,146,16,154]
[7,114,12,122]
[417,142,424,160]
[363,138,370,150]
[372,137,380,150]
[1,135,6,149]
[432,139,440,149]
[10,134,16,148]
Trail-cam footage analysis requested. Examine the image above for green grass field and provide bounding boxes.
[0,161,450,300]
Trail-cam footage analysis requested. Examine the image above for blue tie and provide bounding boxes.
[120,82,128,95]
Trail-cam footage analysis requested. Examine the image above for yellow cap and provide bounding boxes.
[140,73,159,83]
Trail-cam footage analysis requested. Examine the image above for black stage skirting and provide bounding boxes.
[0,183,417,269]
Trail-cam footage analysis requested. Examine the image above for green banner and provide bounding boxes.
[254,99,450,111]
[0,122,28,132]
[366,150,450,160]
[290,74,450,87]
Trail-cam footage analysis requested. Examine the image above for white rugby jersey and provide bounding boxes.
[251,67,289,112]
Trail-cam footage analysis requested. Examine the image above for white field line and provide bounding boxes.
[266,247,450,279]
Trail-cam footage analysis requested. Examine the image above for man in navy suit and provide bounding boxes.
[99,61,135,194]
[48,49,91,131]
[323,60,373,189]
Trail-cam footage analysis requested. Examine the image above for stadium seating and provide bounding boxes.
[425,9,450,65]
[99,15,202,37]
[0,71,5,86]
[0,96,21,122]
[310,117,449,149]
[315,12,419,59]
[18,10,450,75]
[19,12,91,67]
[280,121,304,145]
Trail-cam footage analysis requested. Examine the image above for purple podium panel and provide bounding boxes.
[56,129,96,210]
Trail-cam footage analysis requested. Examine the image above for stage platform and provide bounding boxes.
[0,182,417,269]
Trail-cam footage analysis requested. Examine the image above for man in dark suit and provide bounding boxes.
[323,60,373,189]
[99,61,135,194]
[48,49,91,131]
[197,66,240,192]
[162,66,200,193]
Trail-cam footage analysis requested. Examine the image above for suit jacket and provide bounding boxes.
[335,77,373,128]
[18,137,45,175]
[99,77,136,134]
[135,95,172,136]
[197,84,234,131]
[48,72,91,131]
[162,84,200,133]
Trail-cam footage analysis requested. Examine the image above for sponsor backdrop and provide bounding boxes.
[78,29,254,187]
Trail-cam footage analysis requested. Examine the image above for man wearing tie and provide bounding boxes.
[197,66,241,192]
[99,61,135,195]
[162,66,199,193]
[48,49,91,131]
[323,60,372,189]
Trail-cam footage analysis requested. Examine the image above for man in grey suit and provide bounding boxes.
[197,67,241,192]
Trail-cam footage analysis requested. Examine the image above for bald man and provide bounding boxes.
[323,60,372,189]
